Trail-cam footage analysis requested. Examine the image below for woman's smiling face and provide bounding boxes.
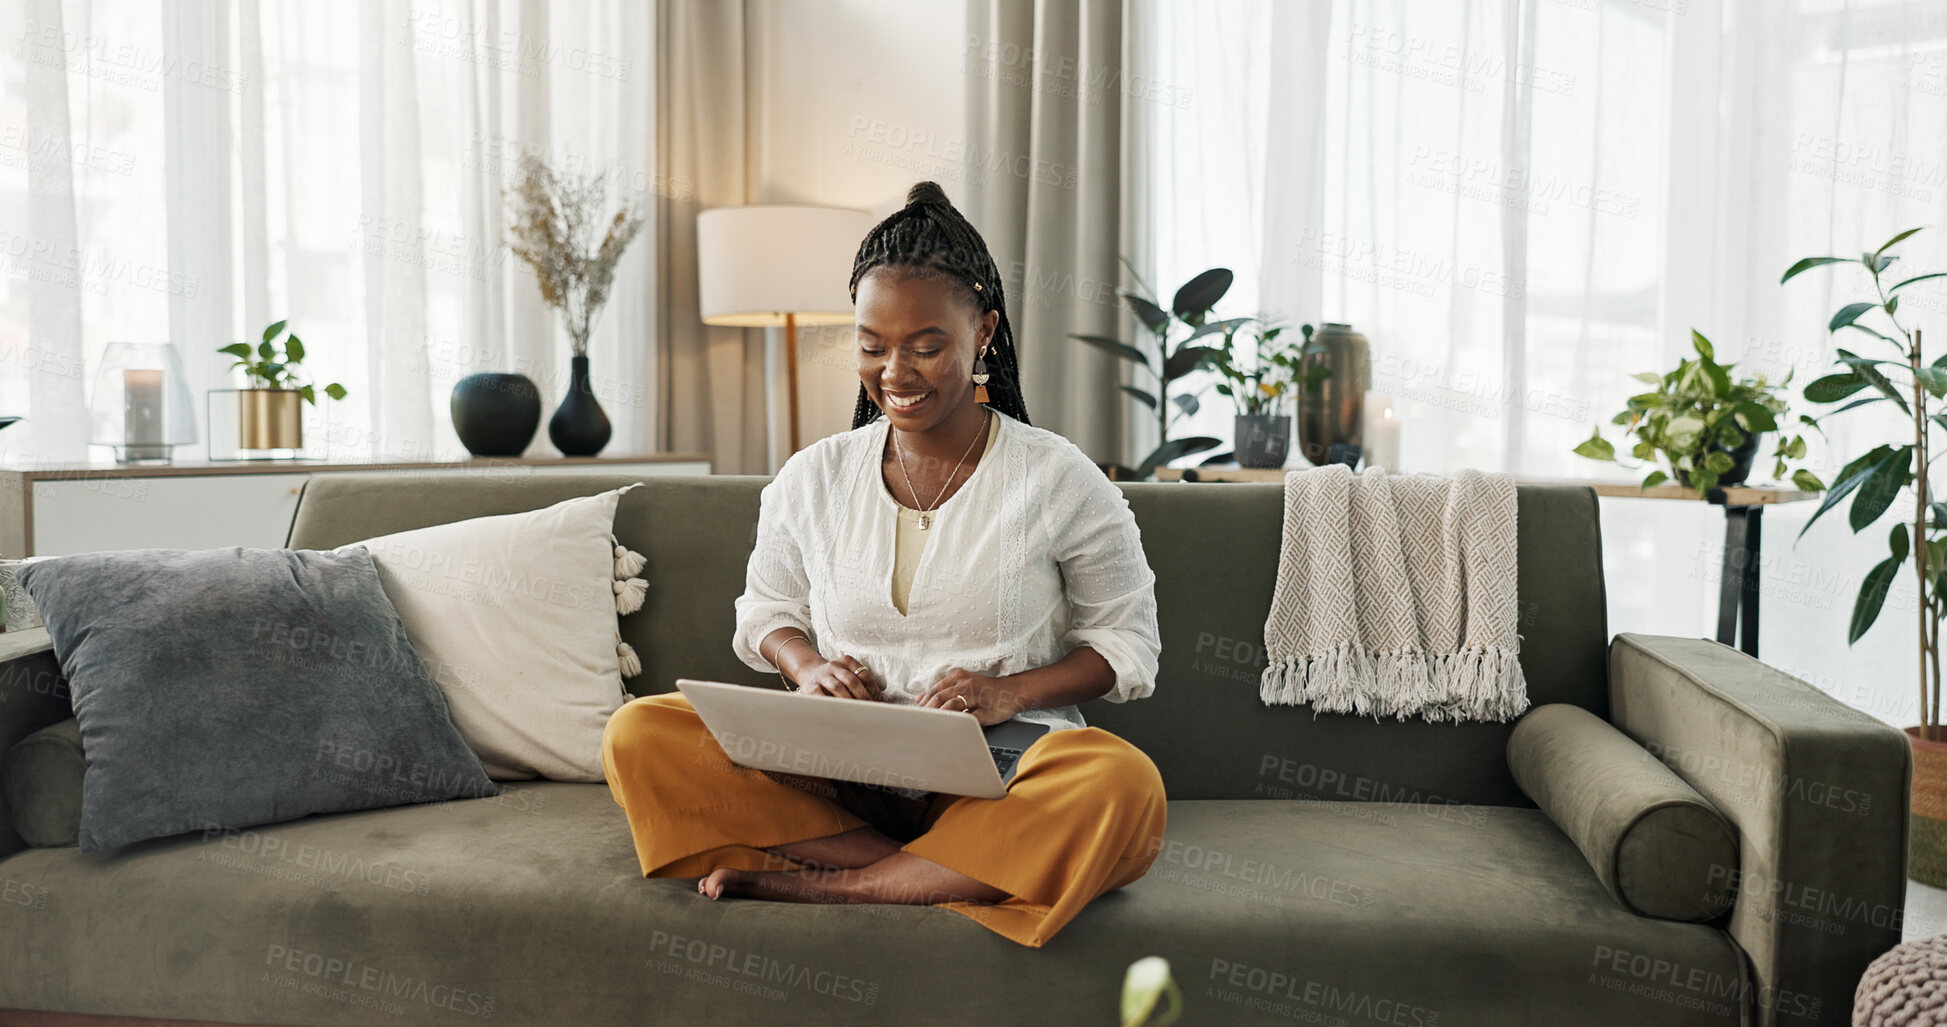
[855,269,998,431]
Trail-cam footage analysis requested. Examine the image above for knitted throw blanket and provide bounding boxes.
[1258,465,1528,722]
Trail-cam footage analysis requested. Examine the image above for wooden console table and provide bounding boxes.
[0,453,712,558]
[1157,464,1814,658]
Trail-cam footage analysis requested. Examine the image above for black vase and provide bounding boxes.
[1677,430,1763,489]
[549,354,611,457]
[450,373,541,457]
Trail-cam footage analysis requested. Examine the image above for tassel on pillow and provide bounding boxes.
[613,577,648,615]
[617,641,642,678]
[610,535,647,580]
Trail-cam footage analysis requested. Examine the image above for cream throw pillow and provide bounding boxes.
[340,484,648,781]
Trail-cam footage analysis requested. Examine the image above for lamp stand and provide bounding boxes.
[784,312,801,455]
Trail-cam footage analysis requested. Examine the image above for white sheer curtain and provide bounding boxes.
[1140,0,1947,727]
[0,0,655,468]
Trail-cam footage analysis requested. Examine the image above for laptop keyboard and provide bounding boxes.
[989,746,1025,780]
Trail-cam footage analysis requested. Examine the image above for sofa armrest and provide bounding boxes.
[1609,633,1909,1027]
[0,628,70,860]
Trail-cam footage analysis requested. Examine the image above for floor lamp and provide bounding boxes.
[696,206,873,457]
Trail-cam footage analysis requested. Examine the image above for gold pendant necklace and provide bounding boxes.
[895,411,988,531]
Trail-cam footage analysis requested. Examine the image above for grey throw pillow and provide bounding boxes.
[16,546,497,852]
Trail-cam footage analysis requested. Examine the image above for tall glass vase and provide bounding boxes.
[549,354,612,456]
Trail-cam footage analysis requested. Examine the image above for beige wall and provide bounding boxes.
[748,0,969,467]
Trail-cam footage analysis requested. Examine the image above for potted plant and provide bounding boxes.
[1572,329,1823,498]
[1203,320,1306,468]
[218,320,347,454]
[506,154,647,457]
[1780,226,1947,882]
[1068,262,1235,479]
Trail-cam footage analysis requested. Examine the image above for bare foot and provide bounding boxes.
[695,854,1009,906]
[697,866,750,900]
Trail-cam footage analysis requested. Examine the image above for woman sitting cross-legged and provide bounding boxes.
[601,180,1167,949]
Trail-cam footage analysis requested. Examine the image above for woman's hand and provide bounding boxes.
[918,669,1022,727]
[794,654,882,702]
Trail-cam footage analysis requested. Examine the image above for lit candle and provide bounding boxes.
[124,369,164,456]
[1364,392,1401,472]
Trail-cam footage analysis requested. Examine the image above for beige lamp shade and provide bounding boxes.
[697,205,874,326]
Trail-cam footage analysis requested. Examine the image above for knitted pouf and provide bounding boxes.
[1858,936,1947,1025]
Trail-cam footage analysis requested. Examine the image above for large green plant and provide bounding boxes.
[218,319,348,405]
[1069,263,1233,479]
[1783,227,1947,736]
[1572,330,1821,498]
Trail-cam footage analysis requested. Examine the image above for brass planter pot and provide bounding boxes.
[1294,322,1370,467]
[1908,726,1947,886]
[238,389,303,451]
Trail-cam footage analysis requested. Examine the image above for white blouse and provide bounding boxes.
[731,407,1161,732]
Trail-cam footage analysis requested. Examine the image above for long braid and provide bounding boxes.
[848,182,1031,430]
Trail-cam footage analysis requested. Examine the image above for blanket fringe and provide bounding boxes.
[1260,645,1527,723]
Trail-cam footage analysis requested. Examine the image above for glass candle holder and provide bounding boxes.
[88,342,198,463]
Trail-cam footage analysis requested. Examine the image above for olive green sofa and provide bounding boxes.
[0,473,1910,1026]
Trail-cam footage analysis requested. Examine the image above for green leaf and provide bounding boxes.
[1134,436,1222,480]
[1792,469,1826,492]
[1733,402,1779,433]
[1691,329,1715,360]
[1886,296,1900,318]
[1843,352,1914,414]
[297,385,316,405]
[1893,522,1912,562]
[1869,252,1901,273]
[1850,446,1914,533]
[1572,432,1616,462]
[1163,345,1222,382]
[1850,556,1903,644]
[1631,441,1656,461]
[1641,470,1669,488]
[1170,269,1234,321]
[1781,256,1852,283]
[1805,373,1870,403]
[262,319,288,343]
[218,342,252,359]
[1118,385,1158,410]
[1799,444,1897,539]
[1917,366,1947,399]
[323,383,347,400]
[1666,416,1706,442]
[1704,451,1736,474]
[285,335,305,363]
[1172,393,1200,417]
[1071,333,1152,369]
[1877,227,1926,257]
[257,340,274,360]
[1117,291,1171,334]
[1630,372,1663,385]
[1700,360,1730,397]
[1830,302,1877,332]
[1892,271,1947,294]
[1183,317,1256,344]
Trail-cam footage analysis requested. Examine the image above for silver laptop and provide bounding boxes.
[675,678,1049,799]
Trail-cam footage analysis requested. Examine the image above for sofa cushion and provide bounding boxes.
[1508,703,1739,922]
[1,717,82,847]
[13,546,498,852]
[336,485,645,782]
[0,788,1746,1025]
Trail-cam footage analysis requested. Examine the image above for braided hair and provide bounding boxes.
[848,181,1030,429]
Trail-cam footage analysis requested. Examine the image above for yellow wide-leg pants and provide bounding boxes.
[600,693,1168,948]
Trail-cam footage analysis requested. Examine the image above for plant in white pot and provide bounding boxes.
[217,320,346,455]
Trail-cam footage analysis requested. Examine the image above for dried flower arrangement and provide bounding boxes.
[506,154,647,355]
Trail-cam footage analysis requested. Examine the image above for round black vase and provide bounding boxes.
[1677,430,1763,489]
[549,354,612,457]
[450,373,541,457]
